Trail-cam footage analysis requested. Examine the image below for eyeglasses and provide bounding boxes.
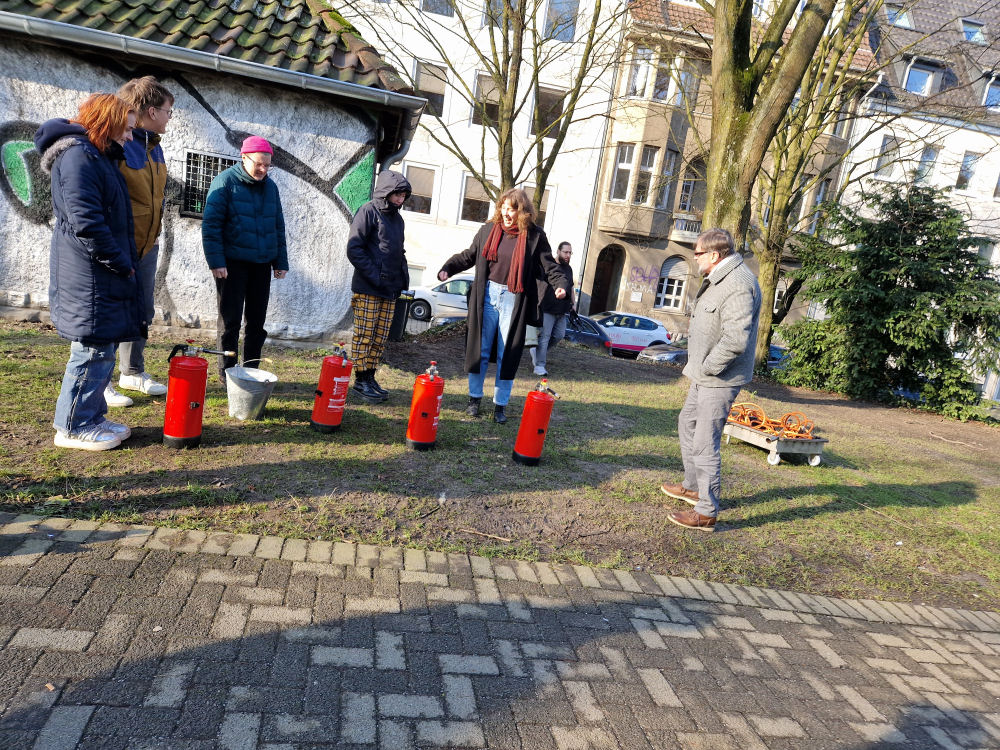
[154,106,174,117]
[693,250,713,257]
[242,155,272,169]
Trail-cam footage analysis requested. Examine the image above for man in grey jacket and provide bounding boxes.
[660,228,761,531]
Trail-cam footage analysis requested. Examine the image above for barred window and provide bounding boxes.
[182,151,238,217]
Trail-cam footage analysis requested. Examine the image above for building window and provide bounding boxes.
[875,135,899,178]
[677,160,704,213]
[774,277,788,313]
[652,55,673,101]
[627,46,654,97]
[422,0,454,16]
[984,77,1000,109]
[519,186,550,227]
[472,74,500,128]
[904,63,936,96]
[655,149,679,209]
[915,146,938,183]
[761,193,772,227]
[807,178,831,234]
[961,19,985,43]
[461,176,495,222]
[609,143,634,201]
[807,299,827,320]
[886,4,912,27]
[831,100,850,137]
[531,88,565,139]
[544,0,578,41]
[654,257,687,309]
[415,62,447,118]
[403,165,434,215]
[634,146,658,205]
[672,65,699,107]
[956,151,981,190]
[181,151,238,217]
[752,0,766,19]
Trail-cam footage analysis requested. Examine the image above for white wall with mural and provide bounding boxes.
[0,38,379,342]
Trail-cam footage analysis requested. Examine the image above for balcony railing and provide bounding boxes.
[671,216,702,243]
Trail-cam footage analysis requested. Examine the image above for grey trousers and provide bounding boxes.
[535,311,567,370]
[677,381,742,517]
[118,244,158,376]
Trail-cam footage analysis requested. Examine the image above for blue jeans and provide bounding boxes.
[119,244,158,376]
[53,341,116,434]
[469,281,515,406]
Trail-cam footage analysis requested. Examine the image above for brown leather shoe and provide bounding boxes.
[660,482,699,506]
[668,509,717,532]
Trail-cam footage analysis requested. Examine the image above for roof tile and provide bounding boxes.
[4,0,411,94]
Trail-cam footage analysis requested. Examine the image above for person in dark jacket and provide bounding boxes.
[346,169,411,402]
[532,241,575,376]
[202,136,288,380]
[438,187,567,423]
[105,75,174,407]
[35,94,142,451]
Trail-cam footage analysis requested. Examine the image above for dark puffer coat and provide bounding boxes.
[439,222,565,380]
[34,119,144,346]
[347,170,411,299]
[202,163,288,271]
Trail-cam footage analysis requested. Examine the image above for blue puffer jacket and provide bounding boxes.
[202,163,288,271]
[34,119,144,346]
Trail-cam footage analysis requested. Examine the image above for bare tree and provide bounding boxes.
[333,0,629,206]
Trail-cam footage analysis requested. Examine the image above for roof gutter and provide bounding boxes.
[0,11,425,161]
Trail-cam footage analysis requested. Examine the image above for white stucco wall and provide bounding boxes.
[0,38,377,341]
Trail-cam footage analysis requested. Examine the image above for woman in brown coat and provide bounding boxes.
[438,188,569,423]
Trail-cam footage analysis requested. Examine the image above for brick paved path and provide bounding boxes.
[2,513,999,749]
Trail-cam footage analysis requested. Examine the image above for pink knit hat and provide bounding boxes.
[240,136,273,155]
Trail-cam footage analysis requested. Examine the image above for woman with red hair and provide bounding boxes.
[437,187,569,423]
[34,94,143,451]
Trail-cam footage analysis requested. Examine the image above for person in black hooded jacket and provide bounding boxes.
[346,169,411,402]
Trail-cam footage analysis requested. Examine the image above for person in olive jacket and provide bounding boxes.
[34,94,143,451]
[437,187,567,423]
[202,136,288,381]
[346,169,411,402]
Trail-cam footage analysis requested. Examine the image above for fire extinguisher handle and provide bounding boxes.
[167,344,188,361]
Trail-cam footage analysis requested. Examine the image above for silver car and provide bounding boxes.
[409,274,474,321]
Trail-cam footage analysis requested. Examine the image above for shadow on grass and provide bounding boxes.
[0,530,996,748]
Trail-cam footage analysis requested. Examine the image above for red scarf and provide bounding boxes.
[482,222,527,293]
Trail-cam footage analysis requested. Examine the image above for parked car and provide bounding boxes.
[766,344,791,371]
[637,342,688,366]
[409,274,474,321]
[562,313,613,353]
[590,311,671,357]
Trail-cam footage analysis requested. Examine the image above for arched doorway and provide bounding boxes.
[589,245,625,314]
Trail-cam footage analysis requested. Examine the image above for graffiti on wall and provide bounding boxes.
[626,263,660,296]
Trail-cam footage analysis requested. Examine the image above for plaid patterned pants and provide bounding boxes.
[351,293,395,372]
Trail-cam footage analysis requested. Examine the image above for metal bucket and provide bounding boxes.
[225,366,278,420]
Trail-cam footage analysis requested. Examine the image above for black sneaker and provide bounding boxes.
[492,405,507,424]
[352,376,384,403]
[466,396,482,417]
[370,375,388,397]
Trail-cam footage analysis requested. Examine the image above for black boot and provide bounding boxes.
[352,371,384,402]
[369,372,388,398]
[466,396,482,417]
[492,405,507,424]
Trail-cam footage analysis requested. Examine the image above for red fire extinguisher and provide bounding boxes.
[512,379,560,466]
[406,361,445,450]
[310,344,353,433]
[162,341,234,449]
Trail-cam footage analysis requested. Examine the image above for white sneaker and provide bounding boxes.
[99,419,132,440]
[104,385,134,408]
[533,365,548,376]
[119,372,167,396]
[54,425,122,451]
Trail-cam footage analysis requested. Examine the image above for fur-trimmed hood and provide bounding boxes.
[34,119,88,173]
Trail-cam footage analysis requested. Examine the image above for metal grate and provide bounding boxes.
[181,151,238,217]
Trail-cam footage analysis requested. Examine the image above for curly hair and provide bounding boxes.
[70,94,133,153]
[490,187,536,233]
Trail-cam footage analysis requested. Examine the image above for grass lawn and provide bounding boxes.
[1,318,998,610]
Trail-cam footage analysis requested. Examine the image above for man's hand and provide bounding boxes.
[554,288,566,299]
[274,270,287,279]
[211,267,228,279]
[438,271,448,282]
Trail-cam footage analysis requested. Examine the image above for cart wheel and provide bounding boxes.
[767,452,781,466]
[808,454,822,467]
